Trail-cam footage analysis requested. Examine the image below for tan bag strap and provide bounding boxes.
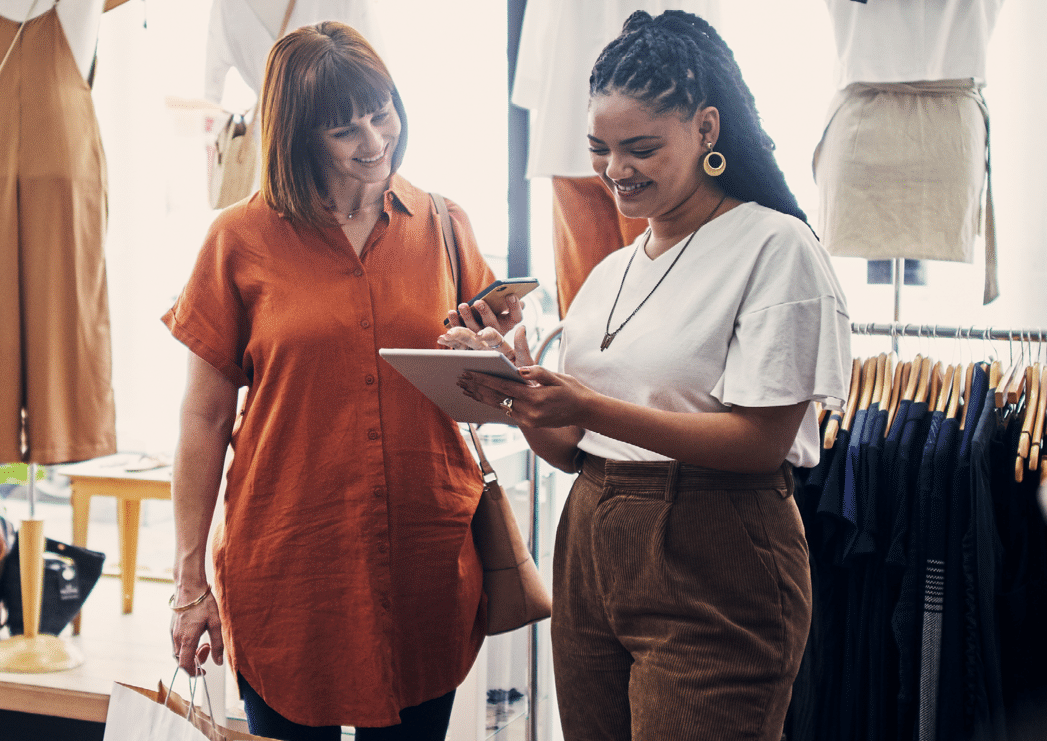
[431,192,460,305]
[467,424,499,484]
[433,193,495,483]
[0,0,40,77]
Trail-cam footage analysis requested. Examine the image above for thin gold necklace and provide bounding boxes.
[331,195,385,222]
[601,192,728,351]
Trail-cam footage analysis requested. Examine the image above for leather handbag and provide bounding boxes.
[467,424,552,635]
[431,193,552,635]
[0,529,105,636]
[206,0,297,209]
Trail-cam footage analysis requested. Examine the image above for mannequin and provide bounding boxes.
[0,0,131,79]
[814,0,1004,304]
[0,0,123,464]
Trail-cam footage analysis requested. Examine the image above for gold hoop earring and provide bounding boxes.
[703,150,726,177]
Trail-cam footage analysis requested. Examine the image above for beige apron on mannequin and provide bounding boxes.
[0,5,116,464]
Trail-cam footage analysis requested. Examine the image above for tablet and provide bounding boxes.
[379,348,527,424]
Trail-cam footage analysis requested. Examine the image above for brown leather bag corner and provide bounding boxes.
[468,425,552,635]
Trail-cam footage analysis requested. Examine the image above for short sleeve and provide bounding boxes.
[711,294,851,409]
[161,214,252,387]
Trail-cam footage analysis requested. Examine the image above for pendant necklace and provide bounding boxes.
[601,192,728,351]
[331,195,385,222]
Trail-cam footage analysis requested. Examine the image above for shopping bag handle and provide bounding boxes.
[160,660,223,739]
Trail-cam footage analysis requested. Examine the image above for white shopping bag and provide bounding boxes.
[103,678,272,741]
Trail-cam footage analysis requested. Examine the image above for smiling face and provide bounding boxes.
[588,91,712,222]
[314,98,402,187]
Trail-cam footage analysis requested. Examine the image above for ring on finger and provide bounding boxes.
[500,397,514,416]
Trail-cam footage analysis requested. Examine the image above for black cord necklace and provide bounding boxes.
[600,192,728,351]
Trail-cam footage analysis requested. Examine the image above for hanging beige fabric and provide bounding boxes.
[205,0,297,210]
[207,108,259,209]
[814,80,990,262]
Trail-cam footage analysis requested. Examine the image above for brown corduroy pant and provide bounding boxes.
[551,455,812,741]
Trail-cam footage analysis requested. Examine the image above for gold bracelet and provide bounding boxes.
[169,584,212,612]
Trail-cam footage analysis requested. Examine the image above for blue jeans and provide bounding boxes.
[237,673,455,741]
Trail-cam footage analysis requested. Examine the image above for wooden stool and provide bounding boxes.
[55,457,172,634]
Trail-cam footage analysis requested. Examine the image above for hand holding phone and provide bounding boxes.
[444,277,538,327]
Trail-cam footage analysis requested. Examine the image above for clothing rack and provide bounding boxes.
[850,322,1047,343]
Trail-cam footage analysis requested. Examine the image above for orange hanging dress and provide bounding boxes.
[0,5,116,464]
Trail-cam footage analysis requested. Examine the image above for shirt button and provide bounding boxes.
[354,269,364,277]
[367,429,379,440]
[373,486,384,498]
[365,375,375,385]
[377,542,388,554]
[360,319,371,329]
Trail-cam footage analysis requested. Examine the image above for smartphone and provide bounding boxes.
[444,277,539,326]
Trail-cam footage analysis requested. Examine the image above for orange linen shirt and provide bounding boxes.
[162,175,494,727]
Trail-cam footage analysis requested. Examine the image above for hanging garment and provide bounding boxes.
[789,352,1047,741]
[0,7,116,465]
[551,175,646,317]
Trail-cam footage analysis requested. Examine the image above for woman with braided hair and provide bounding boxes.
[445,10,850,740]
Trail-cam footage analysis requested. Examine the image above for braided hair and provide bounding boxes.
[590,10,807,224]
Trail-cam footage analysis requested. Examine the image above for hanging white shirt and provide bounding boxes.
[824,0,1004,88]
[561,202,851,469]
[511,0,720,178]
[204,0,384,103]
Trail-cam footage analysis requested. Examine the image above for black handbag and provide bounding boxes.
[0,530,105,636]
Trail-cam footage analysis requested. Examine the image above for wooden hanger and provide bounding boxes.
[840,358,864,431]
[873,353,888,409]
[989,359,1002,393]
[1016,363,1040,482]
[857,356,878,416]
[902,354,921,402]
[996,337,1023,408]
[1028,366,1047,471]
[886,359,908,434]
[928,361,945,411]
[825,357,861,448]
[934,363,955,414]
[1004,345,1027,407]
[914,356,934,405]
[947,364,964,420]
[959,362,976,430]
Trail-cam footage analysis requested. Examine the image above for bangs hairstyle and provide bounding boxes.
[260,21,409,226]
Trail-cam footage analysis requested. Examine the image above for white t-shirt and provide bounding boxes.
[561,202,851,469]
[204,0,384,102]
[824,0,1004,88]
[511,0,720,178]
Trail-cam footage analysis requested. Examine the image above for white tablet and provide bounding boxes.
[379,348,526,424]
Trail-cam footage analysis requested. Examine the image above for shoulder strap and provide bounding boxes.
[0,0,40,77]
[432,194,491,469]
[467,423,498,482]
[431,192,461,305]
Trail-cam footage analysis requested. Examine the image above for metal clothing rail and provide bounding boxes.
[850,322,1047,343]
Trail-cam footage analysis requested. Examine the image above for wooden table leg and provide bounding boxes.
[116,498,142,615]
[69,487,92,635]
